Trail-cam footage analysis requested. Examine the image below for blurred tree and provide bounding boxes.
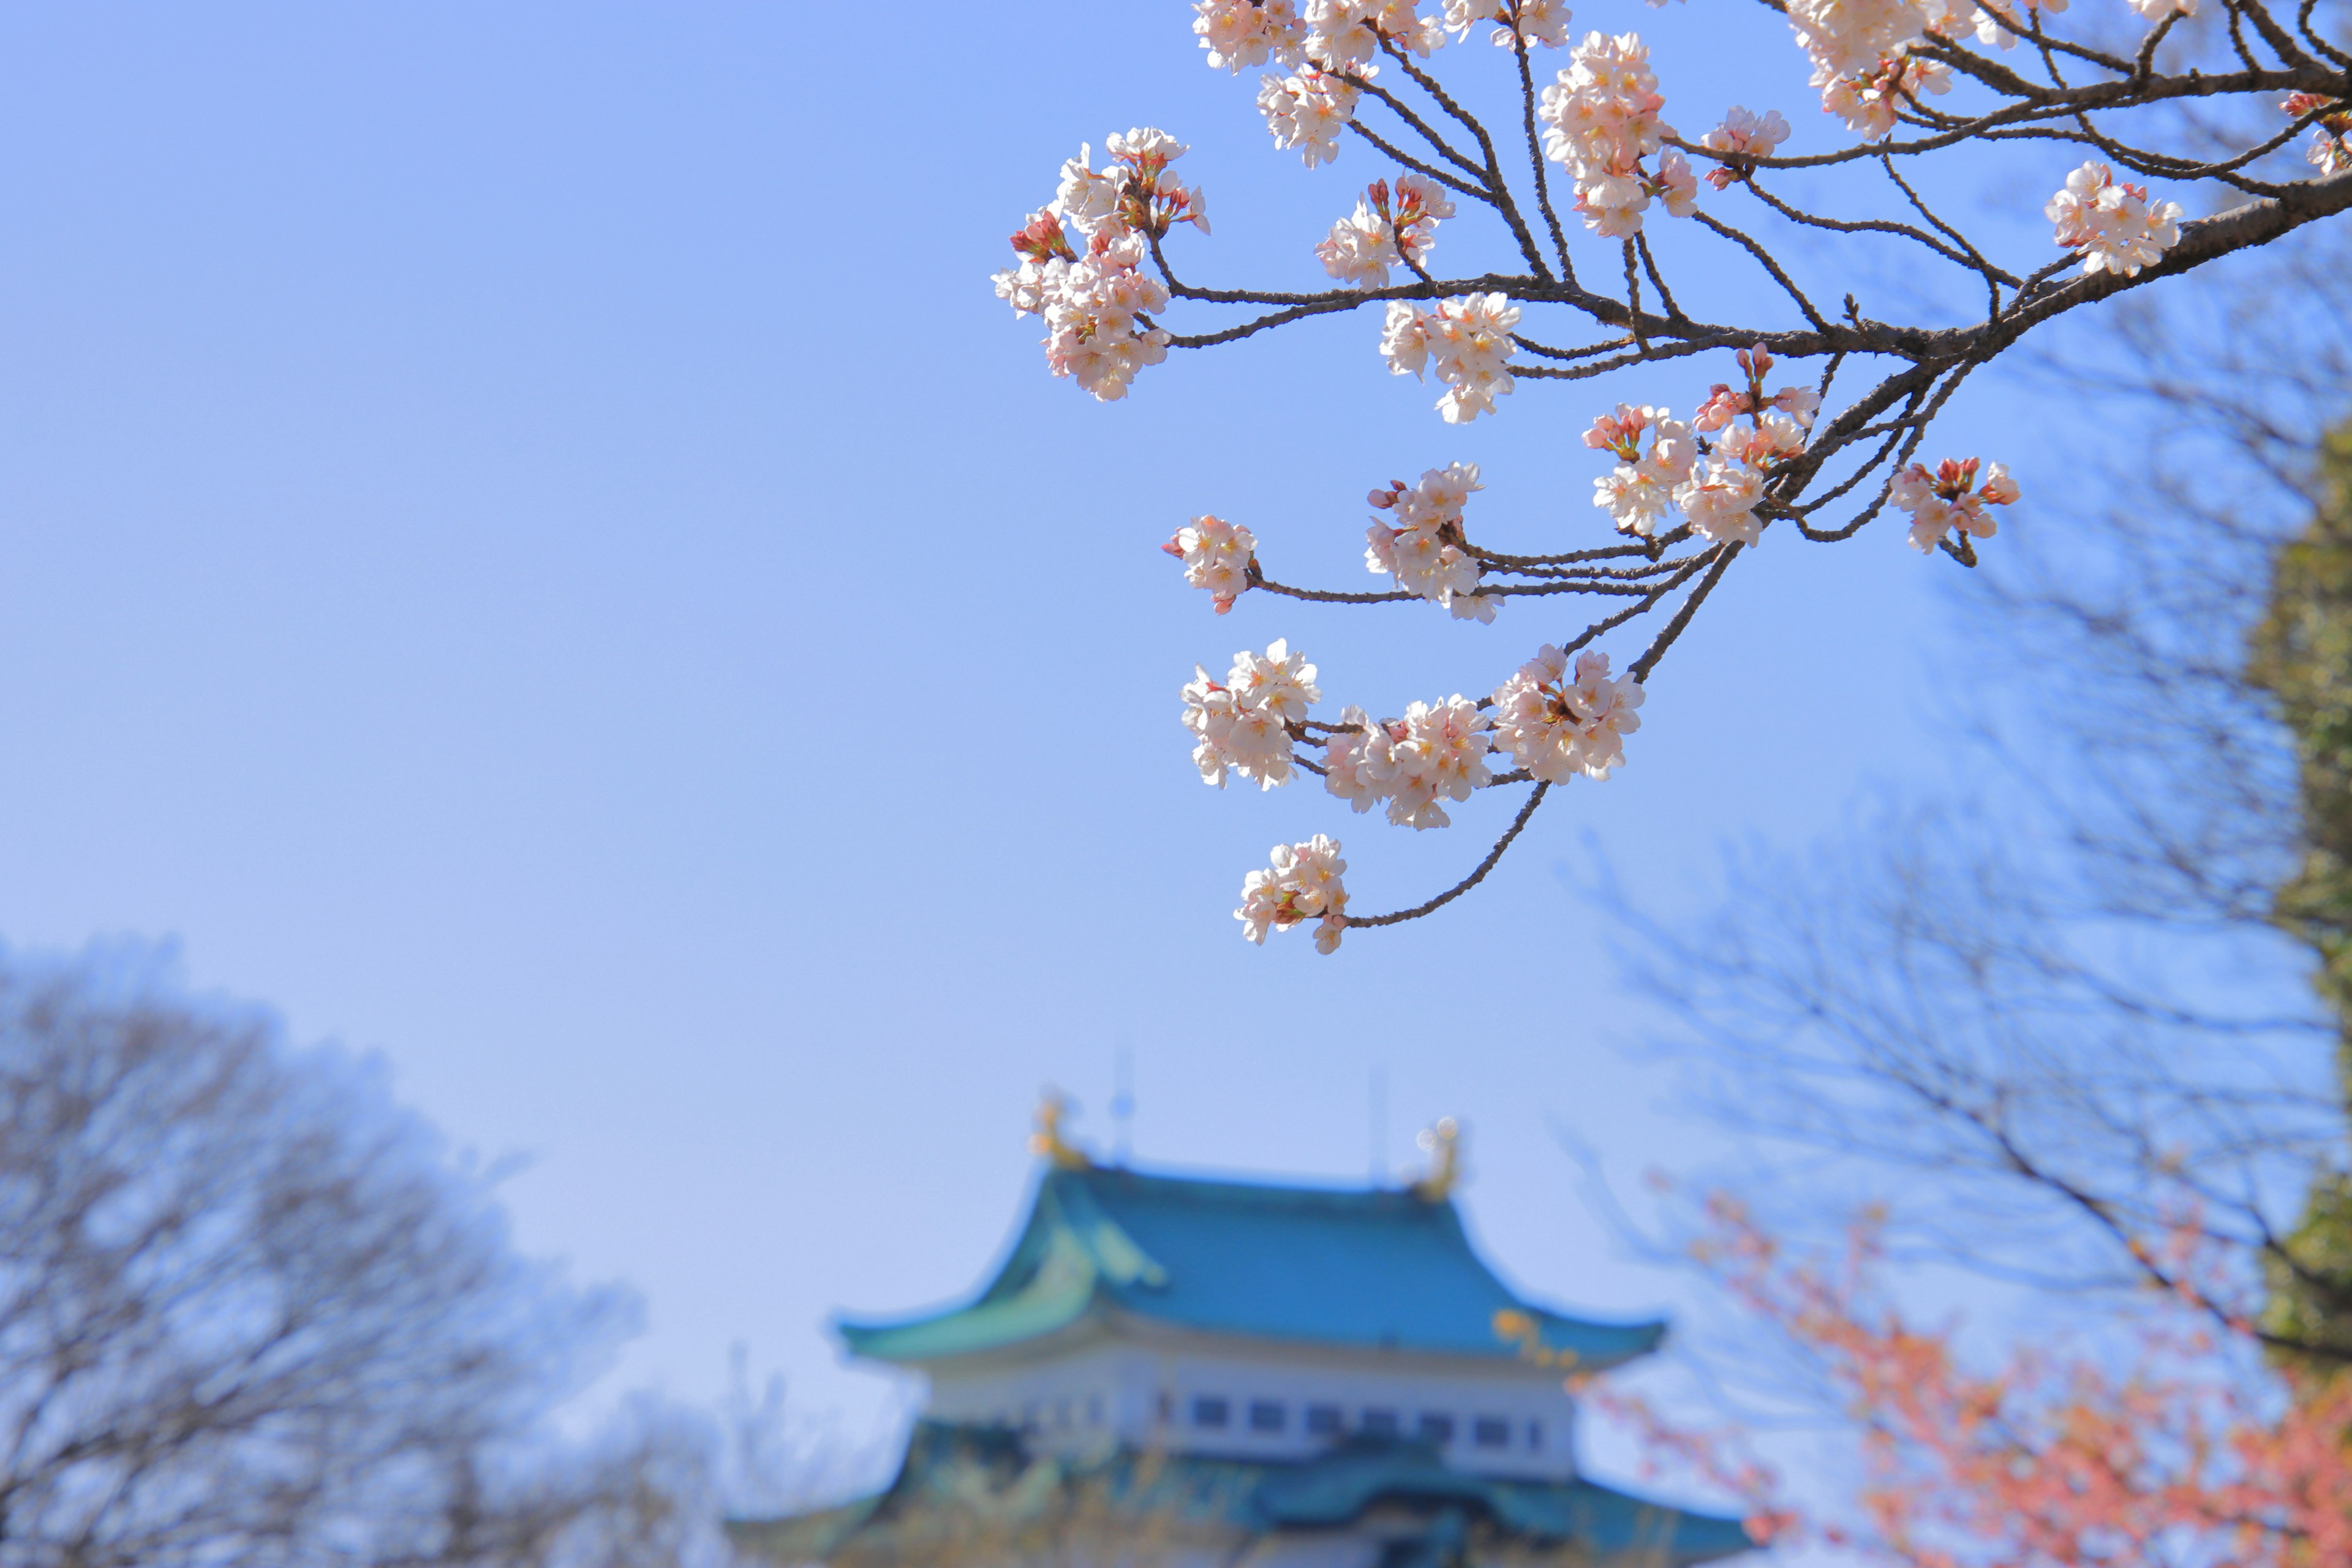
[0,945,730,1568]
[2252,425,2352,1366]
[1593,228,2352,1560]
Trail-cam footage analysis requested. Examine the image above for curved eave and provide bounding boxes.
[1085,1297,1668,1370]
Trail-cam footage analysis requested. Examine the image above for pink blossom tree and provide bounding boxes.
[990,0,2352,949]
[1588,1194,2352,1567]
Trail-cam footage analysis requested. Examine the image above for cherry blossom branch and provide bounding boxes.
[990,1,2352,947]
[1341,781,1550,928]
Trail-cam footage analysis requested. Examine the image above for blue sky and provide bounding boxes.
[0,3,2067,1458]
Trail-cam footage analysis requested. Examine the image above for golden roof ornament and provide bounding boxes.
[1410,1116,1461,1201]
[1492,1308,1580,1368]
[1028,1088,1093,1170]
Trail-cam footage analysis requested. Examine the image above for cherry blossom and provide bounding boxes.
[1317,174,1457,287]
[1380,294,1520,421]
[1304,0,1446,67]
[1444,0,1574,48]
[1586,404,1695,536]
[1321,706,1384,813]
[1321,698,1494,829]
[1692,345,1820,431]
[2286,92,2352,173]
[1365,462,1493,617]
[1539,32,1686,234]
[2125,0,2196,17]
[1163,515,1257,613]
[1963,0,2069,50]
[1380,699,1497,827]
[1676,457,1767,546]
[1193,0,1305,71]
[1235,834,1349,952]
[1890,456,2019,552]
[1717,409,1807,469]
[1183,639,1322,790]
[1698,105,1791,189]
[1258,66,1363,165]
[2047,160,2184,276]
[1820,50,1953,138]
[1782,0,1974,132]
[992,134,1212,401]
[1490,646,1646,782]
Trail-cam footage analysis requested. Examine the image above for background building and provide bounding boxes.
[730,1109,1753,1568]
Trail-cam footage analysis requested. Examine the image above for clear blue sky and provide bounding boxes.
[0,4,2054,1447]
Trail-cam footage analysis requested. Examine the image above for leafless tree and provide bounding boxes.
[0,943,735,1567]
[1613,221,2352,1360]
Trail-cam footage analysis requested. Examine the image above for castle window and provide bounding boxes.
[1054,1398,1071,1429]
[1156,1390,1172,1424]
[1473,1416,1510,1449]
[1192,1395,1231,1429]
[1418,1413,1455,1444]
[1527,1419,1545,1450]
[1088,1393,1104,1427]
[1360,1408,1400,1436]
[1022,1401,1040,1430]
[1248,1400,1286,1433]
[1305,1404,1344,1436]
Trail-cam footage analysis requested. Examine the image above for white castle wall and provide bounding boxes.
[922,1325,1581,1480]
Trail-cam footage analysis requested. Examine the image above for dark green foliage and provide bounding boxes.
[2252,428,2352,1365]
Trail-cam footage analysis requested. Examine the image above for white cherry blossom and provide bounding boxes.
[1700,105,1791,187]
[1316,174,1455,287]
[1585,404,1694,536]
[1164,515,1257,613]
[1446,0,1575,47]
[1366,696,1495,828]
[1382,295,1520,421]
[1891,456,2019,552]
[1183,640,1322,790]
[1236,835,1349,951]
[1490,647,1646,783]
[1675,457,1767,546]
[1194,0,1306,71]
[1305,0,1446,66]
[1259,67,1362,165]
[2046,160,2184,276]
[1365,462,1493,616]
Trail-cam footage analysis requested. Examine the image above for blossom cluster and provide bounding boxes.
[1537,32,1695,236]
[1318,174,1457,287]
[2045,160,2184,276]
[1325,696,1495,828]
[2285,92,2352,173]
[1890,457,2019,552]
[1163,514,1257,614]
[1365,462,1492,619]
[1782,0,1969,137]
[1490,647,1645,782]
[1444,0,1574,48]
[1236,834,1349,951]
[1587,347,1818,545]
[1259,66,1363,166]
[991,131,1208,401]
[1200,628,1649,951]
[1381,293,1520,421]
[1183,639,1320,790]
[1196,1,1453,165]
[1697,105,1790,189]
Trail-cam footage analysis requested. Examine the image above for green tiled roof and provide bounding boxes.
[837,1164,1665,1368]
[728,1421,1755,1567]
